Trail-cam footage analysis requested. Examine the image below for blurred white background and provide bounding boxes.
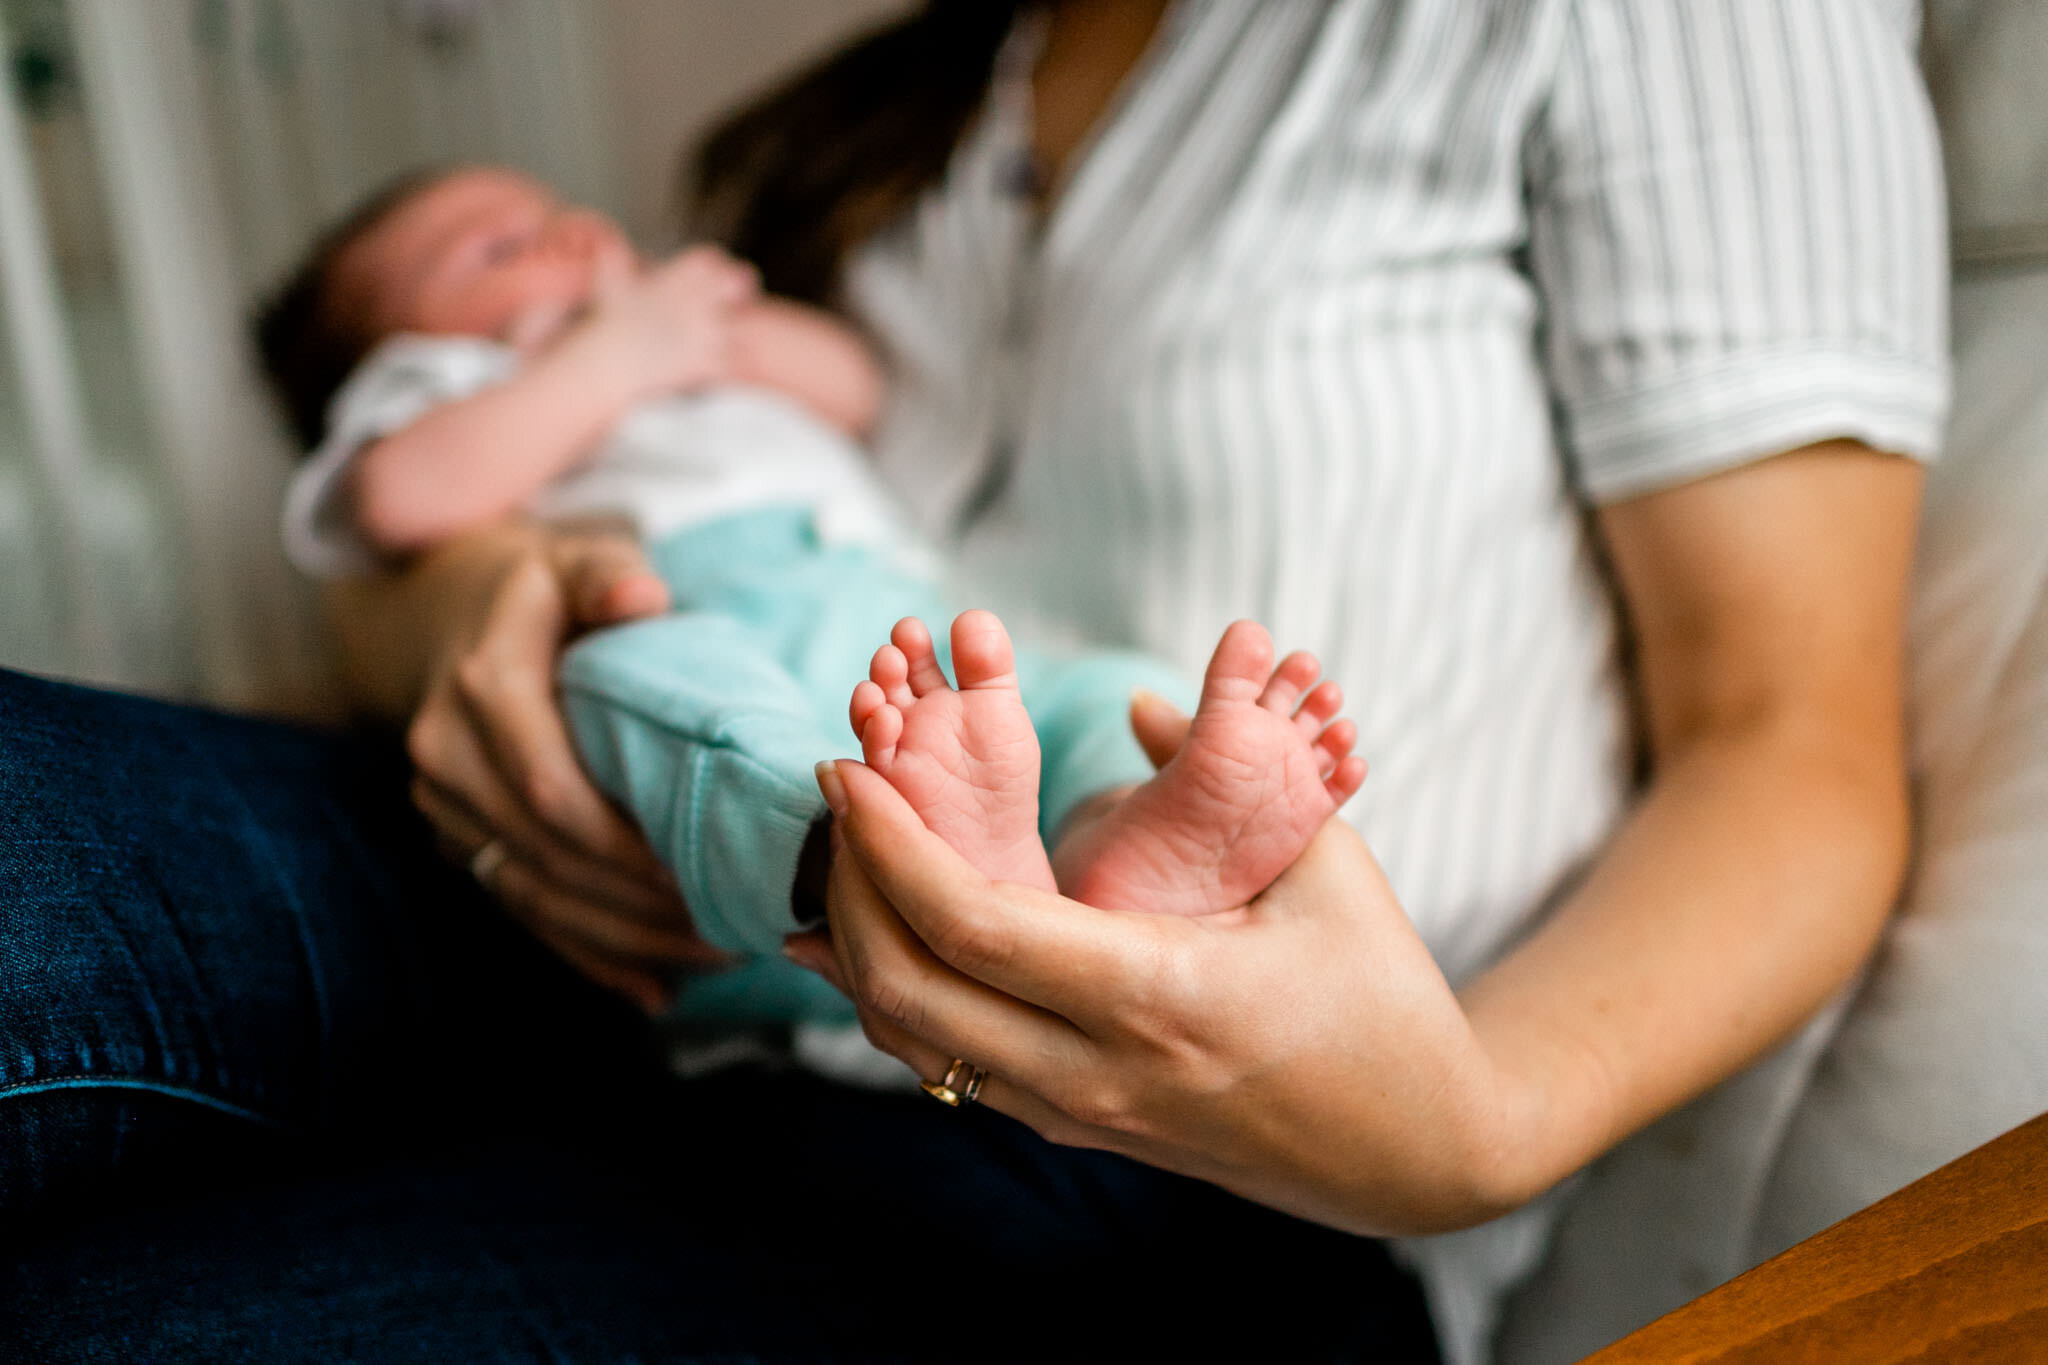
[0,0,901,715]
[2,0,2040,720]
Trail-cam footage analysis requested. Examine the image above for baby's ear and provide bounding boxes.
[1128,689,1190,770]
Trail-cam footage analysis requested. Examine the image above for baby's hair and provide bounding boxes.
[252,166,450,453]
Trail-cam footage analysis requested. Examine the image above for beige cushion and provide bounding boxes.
[1745,264,2048,1261]
[1925,0,2048,264]
[1495,259,2048,1363]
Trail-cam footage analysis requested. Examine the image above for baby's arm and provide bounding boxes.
[351,339,644,555]
[351,249,750,557]
[728,299,885,439]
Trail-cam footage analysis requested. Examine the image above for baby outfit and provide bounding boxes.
[283,335,1189,1026]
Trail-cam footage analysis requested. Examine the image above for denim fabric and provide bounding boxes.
[0,668,1437,1362]
[0,667,668,1216]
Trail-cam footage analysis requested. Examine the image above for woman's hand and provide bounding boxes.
[789,754,1521,1238]
[793,443,1921,1235]
[398,527,732,1012]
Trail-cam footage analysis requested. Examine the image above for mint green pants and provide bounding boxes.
[560,509,1190,1026]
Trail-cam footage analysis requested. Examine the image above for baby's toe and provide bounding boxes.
[1259,651,1321,715]
[860,701,904,771]
[949,610,1019,692]
[1199,620,1277,709]
[891,617,951,697]
[1313,718,1357,767]
[870,644,915,709]
[849,679,888,740]
[1294,680,1344,737]
[1325,754,1368,805]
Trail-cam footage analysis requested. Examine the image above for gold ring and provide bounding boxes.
[920,1057,971,1107]
[921,1058,987,1109]
[469,839,509,889]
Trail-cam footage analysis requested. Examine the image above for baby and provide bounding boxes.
[260,166,1365,1029]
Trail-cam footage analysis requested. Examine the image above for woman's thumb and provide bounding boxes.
[555,537,670,627]
[1129,688,1190,770]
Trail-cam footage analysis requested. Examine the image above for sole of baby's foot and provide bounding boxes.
[847,610,1057,891]
[1054,620,1366,916]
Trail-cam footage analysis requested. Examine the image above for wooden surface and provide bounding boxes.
[1586,1112,2048,1362]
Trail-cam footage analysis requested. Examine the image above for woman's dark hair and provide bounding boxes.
[252,168,447,452]
[687,1,1021,307]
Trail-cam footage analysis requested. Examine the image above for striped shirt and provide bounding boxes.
[844,2,1948,1358]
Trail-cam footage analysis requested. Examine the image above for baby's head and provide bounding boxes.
[255,166,633,448]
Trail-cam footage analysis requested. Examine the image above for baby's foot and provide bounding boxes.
[847,611,1057,891]
[1054,621,1365,916]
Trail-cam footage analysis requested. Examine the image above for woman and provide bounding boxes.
[2,2,1943,1361]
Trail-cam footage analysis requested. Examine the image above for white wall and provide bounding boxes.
[0,1,914,711]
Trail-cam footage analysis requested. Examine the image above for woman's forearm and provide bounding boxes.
[1460,445,1920,1210]
[1458,710,1909,1210]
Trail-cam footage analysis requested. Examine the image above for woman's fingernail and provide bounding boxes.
[815,760,847,816]
[782,939,823,973]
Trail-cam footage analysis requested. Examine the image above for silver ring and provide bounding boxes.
[469,839,509,889]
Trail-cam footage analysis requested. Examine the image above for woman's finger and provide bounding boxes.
[411,767,649,913]
[819,824,1093,1090]
[412,775,726,972]
[838,990,1118,1154]
[410,723,686,929]
[491,856,719,968]
[787,933,1117,1151]
[531,923,676,1017]
[551,534,671,627]
[825,759,1175,1029]
[452,558,667,875]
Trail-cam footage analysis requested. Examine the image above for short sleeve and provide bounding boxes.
[280,335,517,578]
[1529,0,1951,503]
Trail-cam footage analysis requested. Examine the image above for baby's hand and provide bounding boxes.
[579,245,759,400]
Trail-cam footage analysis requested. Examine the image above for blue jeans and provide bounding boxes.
[0,669,1438,1362]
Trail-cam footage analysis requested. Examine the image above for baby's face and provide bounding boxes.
[341,168,634,345]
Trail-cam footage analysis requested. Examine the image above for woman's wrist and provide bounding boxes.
[323,521,551,720]
[1452,1025,1561,1220]
[1324,1015,1539,1235]
[1456,980,1624,1218]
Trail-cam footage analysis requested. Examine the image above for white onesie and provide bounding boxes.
[282,334,912,580]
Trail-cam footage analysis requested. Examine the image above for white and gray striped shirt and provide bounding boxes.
[846,2,1947,1356]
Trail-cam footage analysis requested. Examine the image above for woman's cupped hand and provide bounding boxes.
[789,696,1528,1238]
[403,529,733,1012]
